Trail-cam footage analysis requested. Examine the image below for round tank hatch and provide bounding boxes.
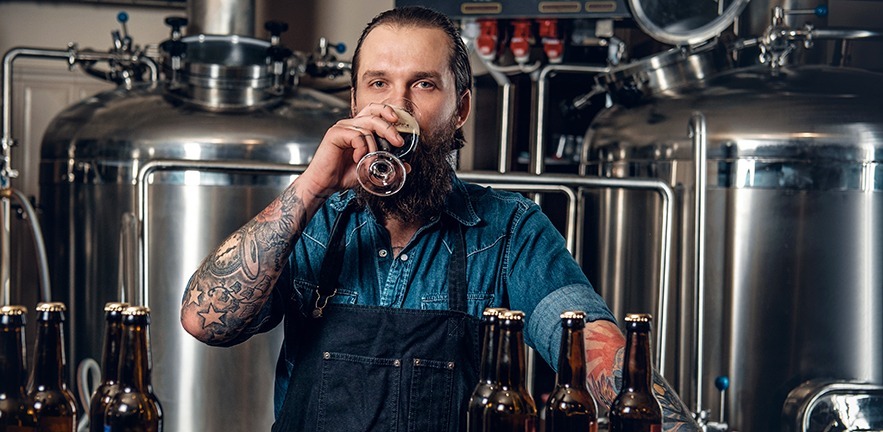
[628,0,749,46]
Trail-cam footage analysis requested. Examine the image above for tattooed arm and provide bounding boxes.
[584,320,701,431]
[180,179,329,345]
[180,102,407,345]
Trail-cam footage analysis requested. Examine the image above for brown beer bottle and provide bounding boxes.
[104,306,162,432]
[1,305,36,431]
[88,302,128,432]
[608,313,662,432]
[466,307,507,432]
[543,311,598,432]
[484,310,537,431]
[26,302,77,432]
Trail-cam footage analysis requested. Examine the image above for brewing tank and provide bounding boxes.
[583,63,883,431]
[38,33,348,431]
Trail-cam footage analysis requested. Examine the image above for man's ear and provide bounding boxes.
[455,89,472,129]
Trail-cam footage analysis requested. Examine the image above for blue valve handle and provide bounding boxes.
[117,11,129,23]
[333,43,347,54]
[815,5,829,17]
[715,375,730,391]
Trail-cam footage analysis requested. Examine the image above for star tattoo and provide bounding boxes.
[199,304,225,327]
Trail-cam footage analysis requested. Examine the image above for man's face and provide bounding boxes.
[352,24,468,140]
[352,24,471,223]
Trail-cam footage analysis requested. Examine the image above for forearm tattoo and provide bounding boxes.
[181,183,319,343]
[584,323,700,431]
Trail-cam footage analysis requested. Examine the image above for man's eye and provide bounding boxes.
[370,81,386,88]
[416,81,435,89]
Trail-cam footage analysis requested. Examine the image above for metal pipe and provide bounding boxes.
[461,171,675,371]
[690,112,708,415]
[476,54,516,174]
[532,64,608,176]
[134,163,675,371]
[135,160,309,307]
[497,83,515,174]
[2,46,78,305]
[0,44,158,304]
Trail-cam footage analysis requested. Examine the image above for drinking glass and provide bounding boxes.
[356,102,420,196]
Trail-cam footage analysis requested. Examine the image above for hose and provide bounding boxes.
[8,188,51,302]
[76,358,101,432]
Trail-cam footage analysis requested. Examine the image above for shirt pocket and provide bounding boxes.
[293,279,359,307]
[421,293,494,316]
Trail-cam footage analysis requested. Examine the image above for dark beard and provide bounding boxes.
[356,117,460,224]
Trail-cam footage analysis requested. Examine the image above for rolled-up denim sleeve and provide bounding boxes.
[504,201,616,370]
[526,284,616,370]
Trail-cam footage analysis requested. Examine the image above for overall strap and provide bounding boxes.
[313,204,353,318]
[445,216,468,314]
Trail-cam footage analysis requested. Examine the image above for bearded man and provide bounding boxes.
[181,6,699,431]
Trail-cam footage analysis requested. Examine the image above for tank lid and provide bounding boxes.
[628,0,749,46]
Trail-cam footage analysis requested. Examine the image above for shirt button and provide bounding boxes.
[378,249,388,258]
[400,253,409,261]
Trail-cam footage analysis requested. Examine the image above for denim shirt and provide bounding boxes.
[244,175,616,415]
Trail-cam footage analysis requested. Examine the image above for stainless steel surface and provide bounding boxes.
[783,380,883,432]
[627,0,749,46]
[39,78,347,431]
[583,64,883,431]
[187,0,255,37]
[174,35,278,110]
[598,42,731,106]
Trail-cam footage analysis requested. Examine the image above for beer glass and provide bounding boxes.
[356,101,420,196]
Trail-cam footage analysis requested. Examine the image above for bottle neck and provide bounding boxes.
[118,321,152,392]
[622,327,653,392]
[29,318,67,390]
[496,325,527,390]
[478,317,499,384]
[557,324,587,389]
[0,324,27,393]
[100,317,124,382]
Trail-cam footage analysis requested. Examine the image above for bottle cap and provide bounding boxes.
[624,313,652,323]
[482,307,508,317]
[560,310,586,320]
[123,306,151,316]
[36,302,67,312]
[0,305,27,325]
[500,310,525,321]
[104,302,130,313]
[0,305,27,315]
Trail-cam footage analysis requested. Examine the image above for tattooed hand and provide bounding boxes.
[583,320,701,431]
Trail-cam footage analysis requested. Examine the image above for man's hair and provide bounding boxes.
[350,6,473,101]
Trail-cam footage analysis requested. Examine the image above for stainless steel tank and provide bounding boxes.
[38,15,348,432]
[582,3,883,428]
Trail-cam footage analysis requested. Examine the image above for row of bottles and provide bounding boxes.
[0,302,161,432]
[467,309,662,432]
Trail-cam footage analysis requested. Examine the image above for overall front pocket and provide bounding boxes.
[316,352,402,432]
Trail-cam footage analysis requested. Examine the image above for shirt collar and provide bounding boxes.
[326,175,480,227]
